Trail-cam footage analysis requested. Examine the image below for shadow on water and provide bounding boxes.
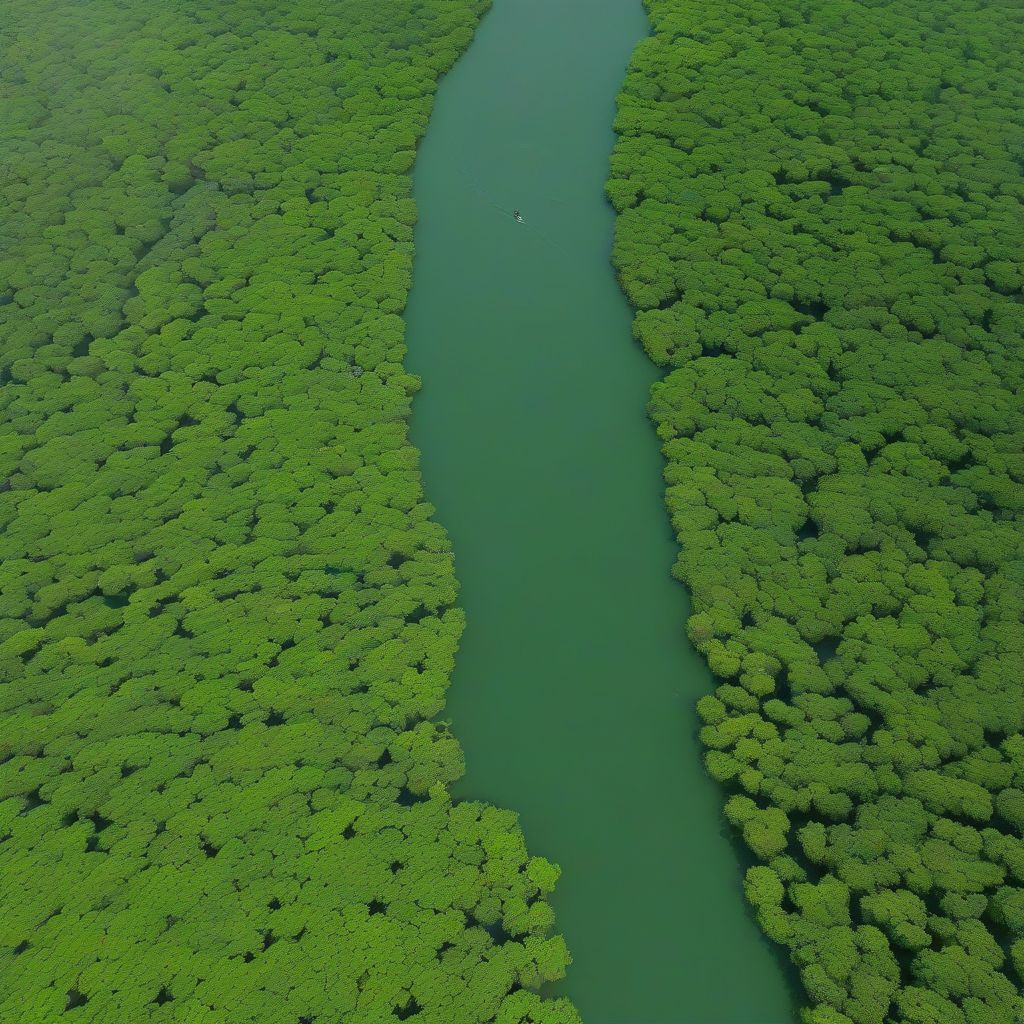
[405,0,802,1021]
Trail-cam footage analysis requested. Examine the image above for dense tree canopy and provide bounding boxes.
[0,1,580,1021]
[611,0,1024,1020]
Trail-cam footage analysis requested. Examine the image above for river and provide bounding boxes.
[404,1,797,1021]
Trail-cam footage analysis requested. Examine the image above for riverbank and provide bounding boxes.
[405,1,797,1020]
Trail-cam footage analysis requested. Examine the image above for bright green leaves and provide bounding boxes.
[725,796,790,860]
[0,0,575,1021]
[612,0,1024,1017]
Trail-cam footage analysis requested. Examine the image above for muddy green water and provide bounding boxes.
[405,2,798,1021]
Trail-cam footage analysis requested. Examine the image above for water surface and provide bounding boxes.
[406,1,798,1020]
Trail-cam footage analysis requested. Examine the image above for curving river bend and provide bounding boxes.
[405,1,798,1020]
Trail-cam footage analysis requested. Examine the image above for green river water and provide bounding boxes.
[405,2,799,1021]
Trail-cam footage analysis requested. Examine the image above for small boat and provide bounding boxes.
[513,209,523,223]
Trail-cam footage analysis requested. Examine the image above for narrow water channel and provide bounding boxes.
[405,2,797,1021]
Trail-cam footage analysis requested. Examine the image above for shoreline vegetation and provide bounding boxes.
[610,0,1024,1021]
[0,1,581,1021]
[3,0,1022,1020]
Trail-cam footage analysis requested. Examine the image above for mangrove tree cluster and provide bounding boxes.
[610,0,1024,1021]
[0,1,579,1021]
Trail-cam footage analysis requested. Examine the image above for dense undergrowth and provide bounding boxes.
[611,0,1024,1021]
[0,2,579,1021]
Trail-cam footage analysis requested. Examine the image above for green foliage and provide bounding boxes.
[611,0,1024,1018]
[0,1,580,1021]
